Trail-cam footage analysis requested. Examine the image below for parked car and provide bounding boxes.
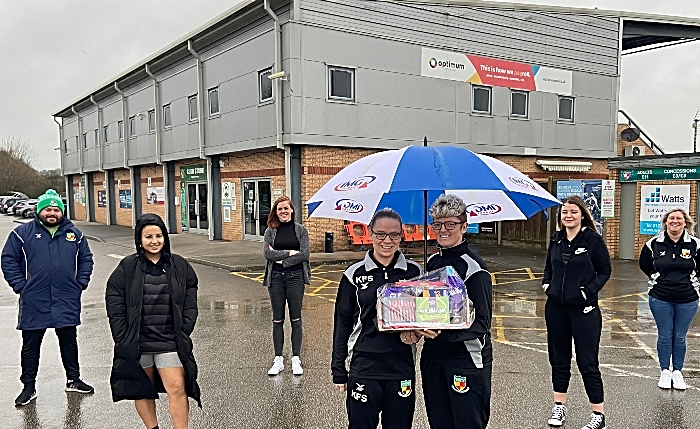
[10,199,30,216]
[1,198,23,214]
[15,200,38,217]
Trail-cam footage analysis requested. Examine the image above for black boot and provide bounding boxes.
[15,383,37,406]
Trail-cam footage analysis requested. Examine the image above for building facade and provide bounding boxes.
[55,0,676,251]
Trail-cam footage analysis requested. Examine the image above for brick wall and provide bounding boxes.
[140,165,165,220]
[71,181,87,221]
[219,151,286,241]
[92,171,108,224]
[114,169,132,227]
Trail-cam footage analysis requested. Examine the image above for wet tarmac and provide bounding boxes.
[0,216,699,428]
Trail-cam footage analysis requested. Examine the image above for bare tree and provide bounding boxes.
[1,136,37,168]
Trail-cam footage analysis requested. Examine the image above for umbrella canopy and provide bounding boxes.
[306,146,560,225]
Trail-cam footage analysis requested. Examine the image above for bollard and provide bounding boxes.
[325,231,334,253]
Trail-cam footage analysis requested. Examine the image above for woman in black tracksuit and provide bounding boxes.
[332,208,422,429]
[543,195,611,429]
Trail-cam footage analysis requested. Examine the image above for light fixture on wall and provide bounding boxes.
[137,112,144,120]
[268,71,287,81]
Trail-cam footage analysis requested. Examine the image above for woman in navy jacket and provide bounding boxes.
[639,208,700,391]
[542,195,611,429]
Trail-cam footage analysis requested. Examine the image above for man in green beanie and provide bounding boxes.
[1,189,95,406]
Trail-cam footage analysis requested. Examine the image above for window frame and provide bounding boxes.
[94,129,99,147]
[509,90,529,119]
[103,125,109,144]
[163,104,172,129]
[148,109,156,133]
[208,87,220,117]
[258,68,273,104]
[327,66,356,102]
[557,96,575,123]
[82,133,88,149]
[129,116,136,137]
[188,95,198,122]
[471,85,492,115]
[118,120,124,141]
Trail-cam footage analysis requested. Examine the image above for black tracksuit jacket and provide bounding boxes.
[543,227,611,305]
[639,231,700,304]
[332,250,422,384]
[423,240,493,367]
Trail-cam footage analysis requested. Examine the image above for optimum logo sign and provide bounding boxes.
[334,199,364,213]
[509,177,536,190]
[428,57,466,70]
[334,176,376,192]
[467,204,502,217]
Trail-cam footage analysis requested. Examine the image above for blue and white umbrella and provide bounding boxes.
[306,145,560,225]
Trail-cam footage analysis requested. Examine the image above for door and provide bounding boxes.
[187,182,208,232]
[243,179,272,239]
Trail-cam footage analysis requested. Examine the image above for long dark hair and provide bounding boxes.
[267,196,296,228]
[135,213,171,254]
[558,195,597,232]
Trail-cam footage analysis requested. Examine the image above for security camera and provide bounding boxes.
[267,71,286,80]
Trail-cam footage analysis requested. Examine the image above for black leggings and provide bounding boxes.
[268,269,305,356]
[545,298,604,404]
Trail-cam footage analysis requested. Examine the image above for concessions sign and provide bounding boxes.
[421,47,572,95]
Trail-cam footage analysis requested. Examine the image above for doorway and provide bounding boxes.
[187,182,208,233]
[242,179,271,239]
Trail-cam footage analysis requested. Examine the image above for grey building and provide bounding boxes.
[52,0,700,251]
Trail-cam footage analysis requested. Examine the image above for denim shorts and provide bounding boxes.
[139,352,183,369]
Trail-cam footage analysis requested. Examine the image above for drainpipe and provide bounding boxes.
[263,0,292,195]
[145,64,162,165]
[187,40,206,160]
[53,116,64,177]
[89,96,104,172]
[113,82,129,169]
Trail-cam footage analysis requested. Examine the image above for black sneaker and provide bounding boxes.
[65,379,94,394]
[15,385,37,406]
[581,413,606,429]
[548,403,566,427]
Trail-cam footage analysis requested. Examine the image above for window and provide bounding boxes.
[510,90,529,118]
[208,88,220,117]
[103,125,109,144]
[188,95,198,121]
[75,136,80,151]
[472,86,491,114]
[82,133,87,149]
[148,109,156,132]
[259,68,273,103]
[163,105,172,129]
[118,120,124,140]
[129,116,136,137]
[328,66,355,101]
[63,139,68,153]
[94,129,99,147]
[558,96,575,122]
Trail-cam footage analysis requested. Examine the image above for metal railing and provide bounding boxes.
[618,109,666,155]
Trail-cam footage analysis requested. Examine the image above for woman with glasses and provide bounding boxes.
[542,195,611,429]
[408,194,493,429]
[263,196,311,376]
[332,208,422,429]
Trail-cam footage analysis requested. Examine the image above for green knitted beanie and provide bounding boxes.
[37,189,65,214]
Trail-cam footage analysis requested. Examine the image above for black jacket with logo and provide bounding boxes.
[639,231,700,304]
[331,250,422,384]
[423,240,493,367]
[543,227,611,305]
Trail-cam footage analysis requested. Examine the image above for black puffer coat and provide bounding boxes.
[105,214,201,406]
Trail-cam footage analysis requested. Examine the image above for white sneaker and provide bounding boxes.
[658,369,672,389]
[547,403,566,427]
[291,356,303,375]
[672,370,687,390]
[267,356,284,375]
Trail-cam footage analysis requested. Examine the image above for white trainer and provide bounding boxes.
[291,356,304,375]
[268,356,284,376]
[658,369,672,389]
[547,403,566,427]
[672,370,687,390]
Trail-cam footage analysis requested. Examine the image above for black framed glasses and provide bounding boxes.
[431,221,463,231]
[371,231,402,241]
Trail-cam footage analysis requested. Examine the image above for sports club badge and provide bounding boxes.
[452,375,470,393]
[398,380,412,397]
[680,249,691,259]
[66,232,76,242]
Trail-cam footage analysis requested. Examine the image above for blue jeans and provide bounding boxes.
[648,296,698,371]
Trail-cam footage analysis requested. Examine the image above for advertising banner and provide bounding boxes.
[119,190,132,209]
[556,180,603,233]
[146,187,165,205]
[639,185,690,235]
[97,190,106,208]
[601,180,615,218]
[421,47,572,95]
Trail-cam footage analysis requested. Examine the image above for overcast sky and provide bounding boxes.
[1,0,699,170]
